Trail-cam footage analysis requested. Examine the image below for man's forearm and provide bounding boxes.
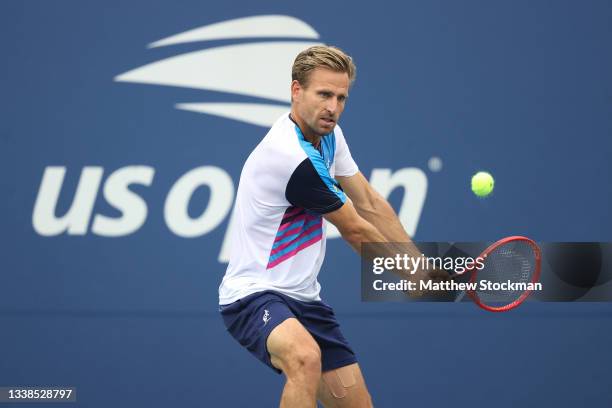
[338,206,422,271]
[327,199,449,297]
[340,217,446,298]
[354,195,421,258]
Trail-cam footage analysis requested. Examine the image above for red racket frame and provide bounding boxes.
[466,236,542,312]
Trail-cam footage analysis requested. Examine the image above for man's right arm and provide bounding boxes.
[324,201,450,297]
[324,200,418,257]
[325,200,382,251]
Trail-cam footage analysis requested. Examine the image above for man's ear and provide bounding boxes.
[290,80,301,101]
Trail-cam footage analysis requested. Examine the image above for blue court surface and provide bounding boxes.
[2,302,611,407]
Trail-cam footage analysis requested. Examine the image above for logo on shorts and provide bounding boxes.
[262,309,271,326]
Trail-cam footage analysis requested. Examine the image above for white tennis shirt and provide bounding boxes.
[218,113,359,305]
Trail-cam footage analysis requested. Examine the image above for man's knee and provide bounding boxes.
[267,318,322,378]
[281,343,322,378]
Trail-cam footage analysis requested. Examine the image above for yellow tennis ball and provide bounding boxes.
[471,171,494,197]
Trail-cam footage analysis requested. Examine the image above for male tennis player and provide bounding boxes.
[219,45,438,407]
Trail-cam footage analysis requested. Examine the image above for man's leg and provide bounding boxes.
[267,317,322,408]
[317,363,373,408]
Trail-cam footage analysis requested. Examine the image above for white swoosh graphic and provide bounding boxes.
[176,103,289,127]
[114,41,321,103]
[149,15,319,48]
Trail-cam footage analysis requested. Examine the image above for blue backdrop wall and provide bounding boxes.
[1,1,611,407]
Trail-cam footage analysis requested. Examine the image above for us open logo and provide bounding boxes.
[32,15,429,263]
[115,15,322,127]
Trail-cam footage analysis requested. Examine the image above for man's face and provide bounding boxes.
[291,68,350,137]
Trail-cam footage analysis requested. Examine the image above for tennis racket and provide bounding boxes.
[453,236,542,312]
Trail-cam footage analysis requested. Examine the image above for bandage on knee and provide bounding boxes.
[322,365,357,399]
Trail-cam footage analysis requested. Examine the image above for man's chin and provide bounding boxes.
[304,122,334,138]
[317,124,335,135]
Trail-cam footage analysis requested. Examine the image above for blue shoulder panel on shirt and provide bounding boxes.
[320,132,336,169]
[294,125,346,203]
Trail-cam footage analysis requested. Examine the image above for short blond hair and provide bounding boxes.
[291,45,356,88]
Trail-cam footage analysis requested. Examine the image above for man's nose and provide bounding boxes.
[325,98,338,114]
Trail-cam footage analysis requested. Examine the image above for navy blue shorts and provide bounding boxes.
[220,290,357,374]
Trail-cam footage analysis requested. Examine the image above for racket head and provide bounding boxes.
[466,236,542,312]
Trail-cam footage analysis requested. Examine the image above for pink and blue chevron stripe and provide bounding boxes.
[267,206,323,269]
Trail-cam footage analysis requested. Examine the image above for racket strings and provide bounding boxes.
[474,241,536,305]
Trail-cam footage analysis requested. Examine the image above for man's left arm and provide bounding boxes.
[337,171,451,293]
[337,171,410,243]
